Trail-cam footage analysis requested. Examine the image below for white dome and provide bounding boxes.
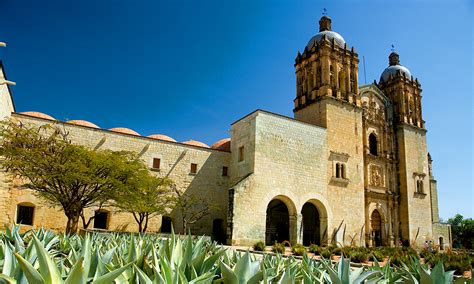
[307,30,346,49]
[380,65,412,82]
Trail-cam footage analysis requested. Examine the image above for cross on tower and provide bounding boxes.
[391,44,395,52]
[322,8,328,16]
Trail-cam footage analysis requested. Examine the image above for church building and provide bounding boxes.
[0,15,451,248]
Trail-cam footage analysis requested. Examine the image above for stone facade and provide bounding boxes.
[0,15,450,247]
[0,112,231,237]
[230,111,328,245]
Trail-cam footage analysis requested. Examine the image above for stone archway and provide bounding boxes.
[439,236,444,250]
[301,203,320,245]
[300,199,329,245]
[265,196,297,245]
[370,210,382,247]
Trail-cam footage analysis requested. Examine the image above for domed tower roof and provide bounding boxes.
[380,52,412,82]
[20,111,55,120]
[182,140,209,148]
[147,134,177,142]
[67,120,100,129]
[109,127,140,136]
[211,138,231,151]
[306,16,346,49]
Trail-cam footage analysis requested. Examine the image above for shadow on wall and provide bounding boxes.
[165,149,229,243]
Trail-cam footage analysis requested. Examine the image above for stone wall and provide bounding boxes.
[397,124,433,245]
[230,110,328,246]
[1,113,231,235]
[433,222,451,250]
[321,99,366,244]
[295,97,366,245]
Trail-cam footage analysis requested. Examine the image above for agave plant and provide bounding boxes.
[1,225,473,284]
[321,255,381,284]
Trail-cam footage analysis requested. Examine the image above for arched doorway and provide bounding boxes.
[302,203,320,245]
[266,199,290,245]
[371,210,382,247]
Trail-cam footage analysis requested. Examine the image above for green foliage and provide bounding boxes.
[424,249,473,275]
[448,214,474,249]
[320,248,331,259]
[0,225,473,284]
[292,244,307,256]
[0,120,157,234]
[349,250,369,263]
[112,165,175,233]
[308,244,320,254]
[272,242,285,254]
[332,247,342,256]
[252,241,265,252]
[322,255,381,284]
[370,248,387,262]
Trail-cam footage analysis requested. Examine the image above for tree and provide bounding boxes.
[112,167,175,233]
[174,187,215,234]
[0,120,144,234]
[447,214,474,249]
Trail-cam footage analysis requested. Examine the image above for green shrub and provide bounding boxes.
[341,246,354,257]
[403,246,419,258]
[320,248,331,259]
[419,247,431,258]
[292,244,306,256]
[391,254,410,266]
[272,242,285,254]
[350,250,369,263]
[445,260,471,275]
[332,247,342,256]
[371,249,386,261]
[253,241,265,251]
[308,244,320,254]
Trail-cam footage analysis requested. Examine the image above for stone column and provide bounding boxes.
[345,63,351,100]
[320,216,328,246]
[365,202,370,247]
[388,199,394,246]
[321,55,330,86]
[393,199,400,246]
[296,213,303,245]
[289,214,298,245]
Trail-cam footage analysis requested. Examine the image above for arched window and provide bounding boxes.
[416,180,424,193]
[335,163,341,178]
[439,237,444,250]
[369,133,378,156]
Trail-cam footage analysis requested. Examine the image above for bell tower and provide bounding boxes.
[293,15,366,244]
[293,15,360,127]
[378,51,432,245]
[378,52,424,128]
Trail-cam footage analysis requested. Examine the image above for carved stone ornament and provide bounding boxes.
[371,165,383,187]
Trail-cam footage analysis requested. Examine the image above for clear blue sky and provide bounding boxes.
[0,0,472,219]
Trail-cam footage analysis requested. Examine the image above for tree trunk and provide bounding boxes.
[142,213,149,233]
[80,211,94,229]
[134,212,145,233]
[66,214,80,235]
[182,218,188,235]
